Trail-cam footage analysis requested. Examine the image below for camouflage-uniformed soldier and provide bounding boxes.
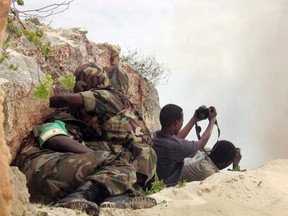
[12,113,139,215]
[50,63,157,189]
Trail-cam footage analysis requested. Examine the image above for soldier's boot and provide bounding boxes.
[100,194,157,209]
[56,181,109,216]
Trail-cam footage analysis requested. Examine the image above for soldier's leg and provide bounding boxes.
[55,151,137,215]
[97,148,158,210]
[26,151,135,202]
[86,151,136,196]
[131,142,157,187]
[26,150,137,215]
[53,150,157,212]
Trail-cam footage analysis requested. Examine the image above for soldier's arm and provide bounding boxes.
[44,136,93,153]
[49,93,84,108]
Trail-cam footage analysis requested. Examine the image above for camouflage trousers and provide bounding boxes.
[86,140,157,186]
[20,150,136,204]
[130,142,157,185]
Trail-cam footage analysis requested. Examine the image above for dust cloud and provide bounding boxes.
[156,0,288,169]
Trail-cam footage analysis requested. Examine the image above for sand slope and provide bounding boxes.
[31,159,288,216]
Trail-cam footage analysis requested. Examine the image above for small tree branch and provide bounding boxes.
[12,1,74,20]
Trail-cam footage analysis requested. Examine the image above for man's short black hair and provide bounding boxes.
[209,140,237,165]
[160,104,183,128]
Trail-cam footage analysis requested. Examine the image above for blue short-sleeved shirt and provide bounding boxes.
[152,130,199,186]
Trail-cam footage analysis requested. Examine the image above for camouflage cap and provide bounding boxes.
[74,62,129,94]
[103,65,129,94]
[74,62,110,93]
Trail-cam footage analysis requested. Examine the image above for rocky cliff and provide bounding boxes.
[1,20,161,215]
[1,21,161,162]
[0,1,12,215]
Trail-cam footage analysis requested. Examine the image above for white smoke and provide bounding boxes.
[156,0,288,169]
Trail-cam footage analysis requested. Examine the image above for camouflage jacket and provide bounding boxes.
[73,89,153,146]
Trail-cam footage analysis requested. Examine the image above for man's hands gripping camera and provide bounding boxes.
[176,105,217,140]
[193,105,218,150]
[194,105,217,123]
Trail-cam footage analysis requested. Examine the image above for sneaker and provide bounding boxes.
[100,195,157,209]
[56,198,99,216]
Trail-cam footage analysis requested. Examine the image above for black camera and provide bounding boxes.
[195,105,209,120]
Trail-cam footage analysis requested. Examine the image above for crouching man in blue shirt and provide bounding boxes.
[152,104,217,186]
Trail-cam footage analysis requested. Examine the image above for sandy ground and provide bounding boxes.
[30,159,288,216]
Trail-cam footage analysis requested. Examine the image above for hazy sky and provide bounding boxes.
[19,0,288,169]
